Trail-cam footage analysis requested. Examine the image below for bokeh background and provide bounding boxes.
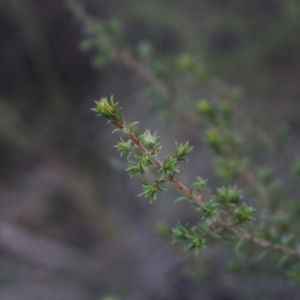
[0,0,300,299]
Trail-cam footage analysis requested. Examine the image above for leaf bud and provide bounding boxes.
[196,100,215,120]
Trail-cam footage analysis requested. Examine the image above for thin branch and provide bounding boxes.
[65,0,170,98]
[124,127,300,259]
[69,0,300,261]
[126,132,204,206]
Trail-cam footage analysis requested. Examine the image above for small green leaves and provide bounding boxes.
[161,155,179,175]
[115,138,133,158]
[93,95,300,270]
[173,196,189,204]
[177,54,194,70]
[197,101,233,124]
[139,179,167,203]
[93,96,114,118]
[172,223,190,241]
[79,39,94,52]
[177,54,207,79]
[90,21,105,36]
[219,103,232,121]
[126,163,141,177]
[190,177,209,194]
[196,100,215,120]
[139,130,161,153]
[106,18,121,36]
[159,141,193,176]
[205,129,224,152]
[234,203,255,225]
[186,236,206,253]
[77,17,122,69]
[88,18,121,38]
[126,153,155,176]
[258,168,274,185]
[71,0,300,273]
[172,223,207,254]
[214,157,239,180]
[92,96,124,128]
[174,141,193,163]
[140,153,154,169]
[197,199,219,221]
[156,222,172,237]
[128,122,139,132]
[92,44,113,68]
[215,186,242,206]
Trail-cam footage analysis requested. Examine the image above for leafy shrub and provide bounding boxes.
[66,0,300,283]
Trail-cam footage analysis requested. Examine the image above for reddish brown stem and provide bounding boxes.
[125,129,300,259]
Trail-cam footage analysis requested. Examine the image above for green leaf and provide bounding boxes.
[190,177,209,193]
[196,100,215,120]
[214,157,239,180]
[79,39,94,52]
[258,168,274,185]
[174,196,189,204]
[138,179,167,203]
[197,199,219,221]
[90,22,105,36]
[205,129,224,152]
[139,130,161,152]
[172,223,189,242]
[107,18,121,35]
[234,203,255,225]
[93,96,124,128]
[160,155,179,175]
[177,54,193,70]
[174,141,193,163]
[115,138,132,153]
[112,128,124,134]
[156,222,171,237]
[126,163,140,177]
[219,103,232,121]
[215,186,242,206]
[128,122,139,132]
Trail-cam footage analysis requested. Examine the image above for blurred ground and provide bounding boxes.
[0,0,300,299]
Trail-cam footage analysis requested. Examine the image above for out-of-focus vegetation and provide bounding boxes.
[0,0,300,299]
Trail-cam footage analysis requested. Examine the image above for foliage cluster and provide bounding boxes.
[66,0,300,283]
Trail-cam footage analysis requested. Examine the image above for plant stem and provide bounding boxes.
[124,127,300,259]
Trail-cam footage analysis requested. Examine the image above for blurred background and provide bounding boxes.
[0,0,300,299]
